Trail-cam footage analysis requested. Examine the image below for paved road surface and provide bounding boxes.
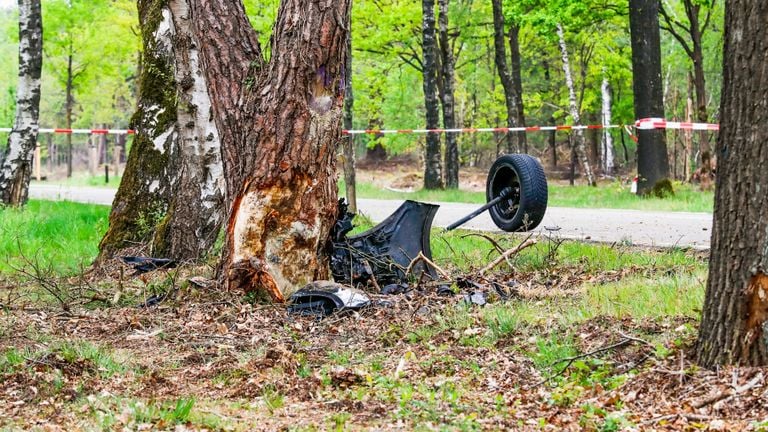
[29,184,713,249]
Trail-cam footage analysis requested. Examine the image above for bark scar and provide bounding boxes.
[744,272,768,357]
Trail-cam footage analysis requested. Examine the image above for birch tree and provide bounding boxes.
[0,0,42,206]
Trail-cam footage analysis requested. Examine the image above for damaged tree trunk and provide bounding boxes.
[342,31,357,214]
[556,23,595,186]
[0,0,42,206]
[99,0,225,261]
[188,0,351,301]
[695,0,768,367]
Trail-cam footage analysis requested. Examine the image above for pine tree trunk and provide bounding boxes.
[509,24,527,154]
[66,47,73,178]
[189,0,351,301]
[556,23,595,186]
[695,0,768,368]
[342,32,357,214]
[99,0,225,261]
[438,0,458,189]
[422,0,442,189]
[686,0,712,182]
[601,77,614,176]
[491,0,526,154]
[629,0,670,195]
[0,0,42,206]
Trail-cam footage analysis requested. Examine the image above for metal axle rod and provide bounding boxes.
[445,187,513,231]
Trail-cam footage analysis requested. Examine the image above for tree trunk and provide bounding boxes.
[99,0,225,262]
[696,0,768,367]
[556,23,595,186]
[188,0,351,301]
[0,0,42,206]
[601,76,614,176]
[422,0,442,189]
[438,0,458,188]
[342,31,357,214]
[491,0,526,154]
[629,0,670,195]
[65,47,73,178]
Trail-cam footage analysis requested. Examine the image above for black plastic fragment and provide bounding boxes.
[122,256,177,273]
[287,281,371,318]
[330,199,439,287]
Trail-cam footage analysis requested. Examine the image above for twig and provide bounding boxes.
[405,251,451,280]
[459,232,505,255]
[642,413,711,425]
[479,238,537,276]
[533,338,632,387]
[692,371,764,409]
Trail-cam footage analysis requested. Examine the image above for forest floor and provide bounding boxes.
[1,206,766,430]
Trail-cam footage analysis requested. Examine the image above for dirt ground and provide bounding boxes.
[1,255,766,431]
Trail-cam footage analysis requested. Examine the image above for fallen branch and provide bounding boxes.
[692,371,764,409]
[459,232,505,255]
[405,251,451,280]
[479,238,537,276]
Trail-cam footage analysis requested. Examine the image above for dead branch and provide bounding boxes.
[692,371,764,409]
[479,238,537,276]
[459,232,505,255]
[405,251,451,280]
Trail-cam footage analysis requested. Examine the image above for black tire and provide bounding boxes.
[486,154,548,232]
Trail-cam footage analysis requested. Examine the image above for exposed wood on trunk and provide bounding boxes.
[190,0,351,301]
[696,0,768,367]
[601,76,614,175]
[422,0,443,189]
[629,0,670,195]
[0,0,42,206]
[556,23,595,186]
[438,0,458,188]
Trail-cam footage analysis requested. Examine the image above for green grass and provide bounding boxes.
[31,173,123,188]
[341,179,714,213]
[0,200,109,274]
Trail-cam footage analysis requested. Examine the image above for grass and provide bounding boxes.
[341,179,714,213]
[31,173,123,188]
[0,200,109,274]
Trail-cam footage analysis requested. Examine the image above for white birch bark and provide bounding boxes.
[0,0,42,206]
[601,76,615,175]
[557,23,595,186]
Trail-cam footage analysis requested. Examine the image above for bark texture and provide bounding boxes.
[601,76,615,175]
[0,0,42,206]
[189,0,351,301]
[99,0,225,261]
[629,0,670,195]
[696,0,768,367]
[437,0,458,188]
[421,0,443,189]
[342,31,357,213]
[556,24,595,186]
[491,0,526,154]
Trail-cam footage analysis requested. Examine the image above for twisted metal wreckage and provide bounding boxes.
[122,154,548,315]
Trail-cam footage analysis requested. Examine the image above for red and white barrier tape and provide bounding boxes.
[0,119,719,135]
[635,118,719,131]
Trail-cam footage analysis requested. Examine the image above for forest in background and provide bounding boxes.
[0,0,723,175]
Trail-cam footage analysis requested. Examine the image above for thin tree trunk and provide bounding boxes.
[438,0,458,188]
[548,114,557,169]
[556,23,595,186]
[685,77,694,182]
[601,76,614,176]
[342,30,357,213]
[422,0,442,189]
[65,47,73,178]
[99,0,225,262]
[189,0,351,301]
[630,0,670,195]
[696,0,768,367]
[0,0,42,206]
[509,24,526,154]
[491,0,525,154]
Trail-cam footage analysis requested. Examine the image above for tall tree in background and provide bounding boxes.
[491,0,526,154]
[188,0,350,301]
[99,0,224,261]
[437,0,458,188]
[659,0,717,186]
[422,0,443,189]
[629,0,670,195]
[696,0,768,367]
[0,0,42,206]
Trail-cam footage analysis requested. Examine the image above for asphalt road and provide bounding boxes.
[28,184,713,249]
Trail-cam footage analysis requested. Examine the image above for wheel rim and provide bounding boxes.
[489,164,521,223]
